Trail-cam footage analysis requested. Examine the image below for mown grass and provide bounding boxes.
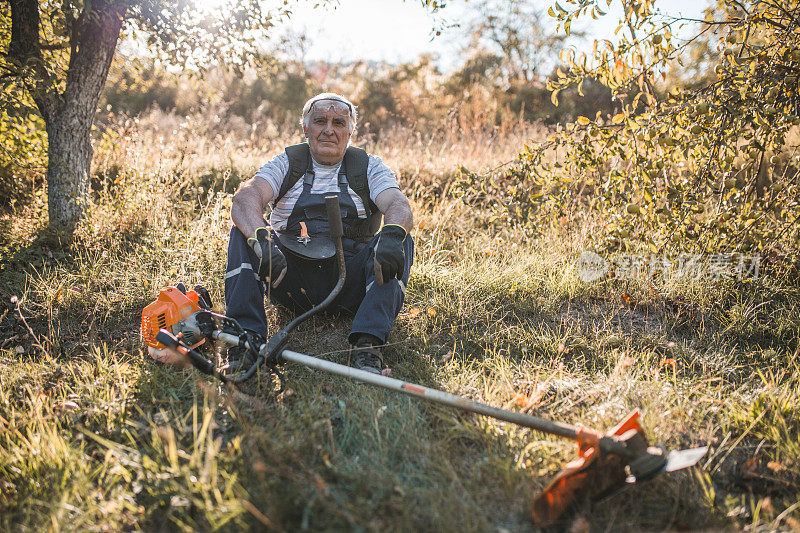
[1,120,799,531]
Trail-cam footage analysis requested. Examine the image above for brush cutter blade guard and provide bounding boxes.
[531,410,707,525]
[531,410,642,525]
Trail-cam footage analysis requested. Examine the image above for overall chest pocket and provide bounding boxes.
[304,204,350,221]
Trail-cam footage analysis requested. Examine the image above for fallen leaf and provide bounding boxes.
[569,517,590,533]
[405,308,422,319]
[277,388,295,403]
[761,497,774,513]
[741,456,760,479]
[514,393,530,408]
[611,355,636,378]
[427,307,437,318]
[57,401,79,411]
[766,461,784,472]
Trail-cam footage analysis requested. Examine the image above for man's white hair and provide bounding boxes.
[301,92,358,133]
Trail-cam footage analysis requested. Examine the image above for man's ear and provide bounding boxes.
[302,125,308,137]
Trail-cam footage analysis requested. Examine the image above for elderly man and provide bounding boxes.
[224,93,414,374]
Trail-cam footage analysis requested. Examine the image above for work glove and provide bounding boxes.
[373,224,407,283]
[247,227,287,287]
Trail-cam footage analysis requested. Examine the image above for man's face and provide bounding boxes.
[304,100,353,165]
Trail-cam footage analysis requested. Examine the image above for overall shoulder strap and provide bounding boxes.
[342,146,376,216]
[277,143,311,204]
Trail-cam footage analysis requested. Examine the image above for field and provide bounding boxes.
[1,115,799,531]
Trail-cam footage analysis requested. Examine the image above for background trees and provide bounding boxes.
[2,0,799,267]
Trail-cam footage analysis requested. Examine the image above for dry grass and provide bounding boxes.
[1,116,799,531]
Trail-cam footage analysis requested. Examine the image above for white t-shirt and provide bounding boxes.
[255,151,399,231]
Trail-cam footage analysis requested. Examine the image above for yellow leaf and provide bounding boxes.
[576,116,591,126]
[551,88,561,107]
[514,394,530,408]
[612,113,626,124]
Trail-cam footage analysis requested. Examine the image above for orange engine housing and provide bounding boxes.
[141,286,204,349]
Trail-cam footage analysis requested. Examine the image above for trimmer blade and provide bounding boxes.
[664,446,708,472]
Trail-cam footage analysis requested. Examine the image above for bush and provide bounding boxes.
[0,94,47,209]
[460,0,800,278]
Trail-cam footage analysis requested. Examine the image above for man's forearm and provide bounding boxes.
[382,198,413,233]
[231,191,268,240]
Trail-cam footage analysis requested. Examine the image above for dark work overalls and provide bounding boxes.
[224,156,414,345]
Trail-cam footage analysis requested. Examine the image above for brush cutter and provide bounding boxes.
[140,195,707,525]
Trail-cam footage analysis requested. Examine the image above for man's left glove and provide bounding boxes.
[373,224,407,283]
[247,227,287,287]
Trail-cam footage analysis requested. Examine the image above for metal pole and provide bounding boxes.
[281,349,583,441]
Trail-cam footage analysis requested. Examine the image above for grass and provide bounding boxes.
[1,117,799,531]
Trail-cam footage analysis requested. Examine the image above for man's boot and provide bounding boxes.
[348,333,386,374]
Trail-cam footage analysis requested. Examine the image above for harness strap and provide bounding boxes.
[277,144,375,210]
[341,146,377,217]
[276,143,382,241]
[280,143,311,202]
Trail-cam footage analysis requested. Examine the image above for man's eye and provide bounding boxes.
[314,118,326,124]
[333,119,346,127]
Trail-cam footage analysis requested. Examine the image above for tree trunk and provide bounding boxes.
[39,2,126,231]
[45,112,93,229]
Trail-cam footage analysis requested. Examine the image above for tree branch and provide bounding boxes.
[62,0,127,123]
[8,0,61,121]
[7,0,41,61]
[621,0,657,107]
[62,0,78,60]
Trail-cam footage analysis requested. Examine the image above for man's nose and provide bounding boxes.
[323,120,334,134]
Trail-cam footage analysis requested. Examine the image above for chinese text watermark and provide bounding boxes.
[576,251,761,282]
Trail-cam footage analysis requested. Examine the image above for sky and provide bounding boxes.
[255,0,709,71]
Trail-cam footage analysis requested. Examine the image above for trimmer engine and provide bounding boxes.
[141,284,208,365]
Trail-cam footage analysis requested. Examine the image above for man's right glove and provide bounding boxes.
[373,224,407,283]
[247,227,287,287]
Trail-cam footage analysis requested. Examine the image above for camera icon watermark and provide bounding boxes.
[575,251,761,282]
[576,251,610,282]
